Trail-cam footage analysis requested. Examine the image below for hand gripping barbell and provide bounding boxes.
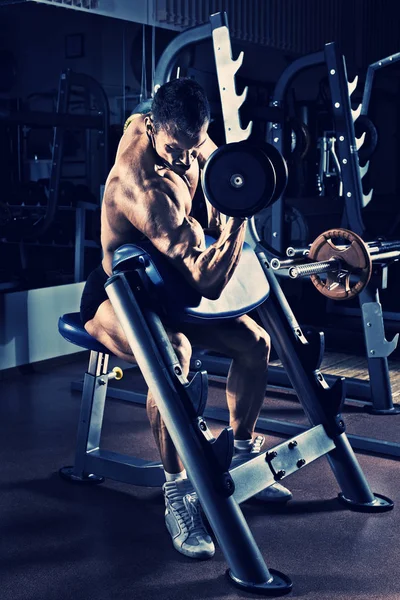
[271,228,400,300]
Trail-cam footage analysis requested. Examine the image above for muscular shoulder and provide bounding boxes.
[106,151,186,241]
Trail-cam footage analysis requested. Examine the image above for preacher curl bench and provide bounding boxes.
[58,223,393,595]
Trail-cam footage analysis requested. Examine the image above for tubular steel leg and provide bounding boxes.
[367,357,400,414]
[60,351,108,484]
[105,272,292,595]
[256,259,393,512]
[359,287,400,414]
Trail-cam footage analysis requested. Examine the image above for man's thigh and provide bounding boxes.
[180,314,268,359]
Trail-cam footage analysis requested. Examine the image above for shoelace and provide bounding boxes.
[250,435,264,454]
[182,493,205,537]
[233,435,264,461]
[167,487,205,538]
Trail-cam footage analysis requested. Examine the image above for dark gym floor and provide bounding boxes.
[0,353,399,600]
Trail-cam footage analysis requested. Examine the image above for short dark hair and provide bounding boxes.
[152,78,210,138]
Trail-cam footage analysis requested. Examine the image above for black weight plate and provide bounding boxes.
[288,117,311,160]
[261,142,288,202]
[202,142,276,218]
[354,114,378,163]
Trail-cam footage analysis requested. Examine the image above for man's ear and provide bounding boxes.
[144,116,154,134]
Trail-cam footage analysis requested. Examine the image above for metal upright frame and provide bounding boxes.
[266,41,400,414]
[323,43,400,414]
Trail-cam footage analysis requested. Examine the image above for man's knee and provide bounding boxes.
[253,330,271,362]
[241,327,270,366]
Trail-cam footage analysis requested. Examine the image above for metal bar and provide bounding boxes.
[210,12,252,144]
[86,375,109,453]
[270,256,307,270]
[154,22,212,88]
[271,51,325,107]
[105,272,275,586]
[324,42,365,236]
[362,52,400,115]
[72,371,106,475]
[285,251,400,279]
[288,259,338,279]
[358,286,398,412]
[256,249,309,343]
[267,50,325,253]
[371,251,400,262]
[231,425,336,504]
[85,449,165,487]
[366,357,398,414]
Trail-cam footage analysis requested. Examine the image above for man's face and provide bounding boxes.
[148,119,209,175]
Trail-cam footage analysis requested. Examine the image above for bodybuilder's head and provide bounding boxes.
[145,78,210,174]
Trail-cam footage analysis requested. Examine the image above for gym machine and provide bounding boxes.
[0,69,109,285]
[59,12,394,596]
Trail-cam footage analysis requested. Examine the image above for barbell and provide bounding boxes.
[201,140,288,217]
[271,228,400,300]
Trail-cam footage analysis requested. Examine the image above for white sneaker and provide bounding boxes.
[233,435,292,504]
[163,479,215,559]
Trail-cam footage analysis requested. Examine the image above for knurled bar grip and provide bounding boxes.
[289,259,339,279]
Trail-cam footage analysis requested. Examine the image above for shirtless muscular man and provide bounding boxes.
[80,78,291,560]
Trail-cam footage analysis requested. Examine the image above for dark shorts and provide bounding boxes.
[80,264,109,326]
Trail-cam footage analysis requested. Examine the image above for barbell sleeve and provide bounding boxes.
[288,259,339,279]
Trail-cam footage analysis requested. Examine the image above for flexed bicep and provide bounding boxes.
[120,170,246,300]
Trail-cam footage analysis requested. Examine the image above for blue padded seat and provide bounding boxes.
[111,236,269,324]
[58,312,110,354]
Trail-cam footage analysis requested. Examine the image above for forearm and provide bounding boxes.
[194,217,247,298]
[206,201,225,231]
